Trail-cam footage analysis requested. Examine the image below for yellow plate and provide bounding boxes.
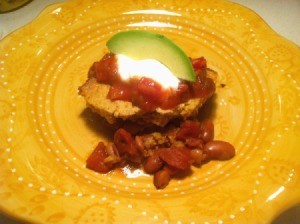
[1,0,300,223]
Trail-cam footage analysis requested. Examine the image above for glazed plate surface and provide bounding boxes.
[0,0,300,223]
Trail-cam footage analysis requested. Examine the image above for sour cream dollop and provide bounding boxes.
[116,54,180,89]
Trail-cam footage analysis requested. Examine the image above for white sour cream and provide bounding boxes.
[116,54,180,89]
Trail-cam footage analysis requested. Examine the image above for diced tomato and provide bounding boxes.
[94,53,119,84]
[191,57,207,70]
[176,120,201,141]
[161,94,181,110]
[108,83,132,101]
[177,82,190,102]
[135,99,158,112]
[114,128,141,163]
[195,68,207,84]
[158,147,192,170]
[162,83,190,110]
[86,142,113,173]
[137,77,169,105]
[192,77,215,98]
[132,92,158,112]
[114,128,134,155]
[137,77,161,97]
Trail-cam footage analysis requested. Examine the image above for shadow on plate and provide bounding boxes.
[197,93,218,121]
[80,108,117,140]
[271,204,300,224]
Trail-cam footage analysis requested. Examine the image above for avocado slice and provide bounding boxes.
[106,30,196,82]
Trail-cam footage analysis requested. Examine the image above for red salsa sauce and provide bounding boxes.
[89,53,215,111]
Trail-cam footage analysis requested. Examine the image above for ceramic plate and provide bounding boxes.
[1,0,300,223]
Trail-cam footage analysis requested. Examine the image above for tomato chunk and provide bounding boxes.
[94,53,119,84]
[191,57,207,70]
[162,83,189,110]
[176,120,201,141]
[158,147,192,170]
[86,142,113,173]
[192,77,215,98]
[108,83,132,101]
[137,77,169,105]
[114,128,142,163]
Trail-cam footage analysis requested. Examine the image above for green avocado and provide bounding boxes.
[106,30,196,82]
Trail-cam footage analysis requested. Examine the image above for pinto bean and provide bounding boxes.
[143,155,164,174]
[163,165,180,176]
[203,140,235,161]
[153,169,171,189]
[190,149,204,165]
[200,119,214,143]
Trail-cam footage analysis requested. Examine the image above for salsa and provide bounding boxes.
[89,53,215,112]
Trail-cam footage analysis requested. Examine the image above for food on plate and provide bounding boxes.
[79,30,235,189]
[79,31,216,127]
[86,119,235,189]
